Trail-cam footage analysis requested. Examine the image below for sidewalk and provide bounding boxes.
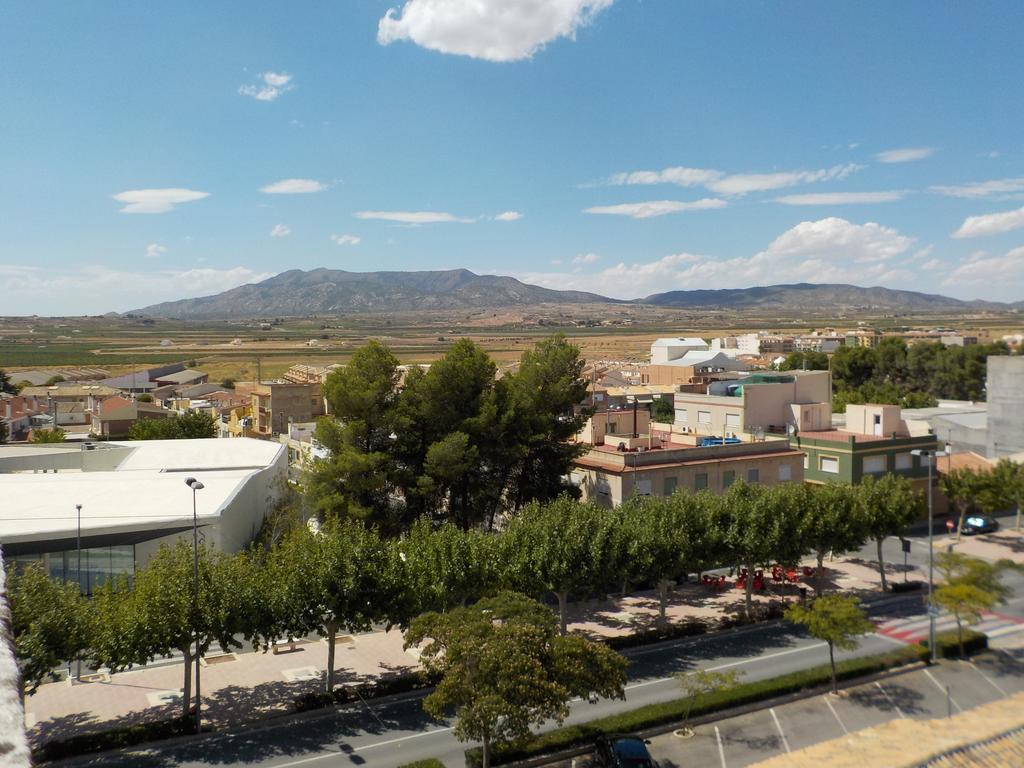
[25,530,1024,749]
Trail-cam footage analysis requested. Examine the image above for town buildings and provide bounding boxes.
[987,356,1024,459]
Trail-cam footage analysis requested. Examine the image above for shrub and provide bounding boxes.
[921,629,988,659]
[399,760,445,768]
[890,580,924,593]
[465,646,923,768]
[33,715,194,762]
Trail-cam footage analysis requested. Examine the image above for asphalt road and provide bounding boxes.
[57,513,1024,768]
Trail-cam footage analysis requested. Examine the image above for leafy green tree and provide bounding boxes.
[502,498,625,635]
[674,669,742,736]
[405,592,627,768]
[721,482,807,619]
[778,351,829,371]
[6,562,93,703]
[0,420,8,444]
[400,518,499,614]
[127,412,217,440]
[29,428,66,443]
[174,411,218,438]
[321,339,401,454]
[831,345,877,389]
[91,542,248,722]
[856,474,924,592]
[44,375,66,386]
[940,467,988,541]
[989,459,1024,532]
[220,378,236,390]
[786,595,873,693]
[619,494,701,624]
[800,483,867,595]
[268,520,407,692]
[0,369,18,395]
[650,398,675,423]
[934,552,1013,658]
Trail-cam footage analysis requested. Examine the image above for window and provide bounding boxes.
[697,410,712,425]
[725,413,741,429]
[596,476,611,496]
[803,454,809,469]
[820,456,839,474]
[778,463,792,481]
[636,478,652,496]
[863,455,887,475]
[695,473,708,490]
[895,452,913,471]
[676,408,688,423]
[722,470,735,488]
[594,393,605,402]
[663,476,678,495]
[747,468,760,483]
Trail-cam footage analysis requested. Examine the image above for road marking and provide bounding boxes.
[874,681,905,719]
[823,695,849,735]
[924,668,962,713]
[769,707,791,754]
[715,725,728,768]
[968,660,1009,697]
[626,642,830,691]
[270,727,455,768]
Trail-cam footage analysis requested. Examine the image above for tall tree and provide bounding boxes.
[721,482,807,619]
[405,592,627,768]
[0,370,18,394]
[269,520,407,692]
[321,340,401,454]
[799,483,867,595]
[989,459,1024,532]
[400,518,499,614]
[786,594,873,694]
[856,474,924,592]
[940,467,988,541]
[6,562,92,704]
[502,497,625,635]
[934,552,1013,658]
[91,542,247,722]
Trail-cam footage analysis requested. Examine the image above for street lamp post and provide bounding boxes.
[912,447,948,663]
[75,503,82,681]
[184,477,205,733]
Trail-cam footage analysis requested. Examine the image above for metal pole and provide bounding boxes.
[927,454,936,664]
[76,504,82,681]
[193,488,201,733]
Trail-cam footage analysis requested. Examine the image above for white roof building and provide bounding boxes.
[0,439,287,590]
[650,337,710,364]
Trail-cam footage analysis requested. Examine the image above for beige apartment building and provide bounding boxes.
[251,381,325,437]
[673,370,831,438]
[571,438,804,507]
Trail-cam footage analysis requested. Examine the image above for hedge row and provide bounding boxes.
[467,644,932,768]
[33,714,195,763]
[397,760,446,768]
[927,628,988,659]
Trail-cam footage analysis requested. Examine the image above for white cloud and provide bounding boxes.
[353,210,474,224]
[606,163,862,196]
[495,210,523,221]
[572,252,599,264]
[512,217,917,299]
[952,205,1024,239]
[773,191,905,205]
[942,246,1024,290]
[707,164,861,195]
[551,258,563,265]
[875,147,935,163]
[239,71,294,101]
[929,178,1024,199]
[330,234,361,246]
[0,265,274,316]
[145,243,168,258]
[112,188,210,214]
[270,224,291,237]
[377,0,614,62]
[260,178,326,194]
[583,198,727,219]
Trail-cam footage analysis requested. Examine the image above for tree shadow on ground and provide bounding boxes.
[846,681,927,716]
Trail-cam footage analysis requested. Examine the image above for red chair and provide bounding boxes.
[771,566,784,582]
[803,566,816,578]
[753,577,765,591]
[785,569,800,583]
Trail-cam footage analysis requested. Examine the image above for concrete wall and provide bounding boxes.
[987,356,1024,458]
[846,404,902,436]
[0,445,133,473]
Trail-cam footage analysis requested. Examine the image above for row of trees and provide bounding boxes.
[306,335,589,533]
[8,475,925,716]
[126,412,218,440]
[830,338,1011,409]
[941,459,1024,539]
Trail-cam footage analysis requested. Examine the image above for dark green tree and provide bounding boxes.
[857,474,924,592]
[405,592,627,768]
[800,483,867,595]
[786,595,873,693]
[778,351,829,371]
[0,369,19,394]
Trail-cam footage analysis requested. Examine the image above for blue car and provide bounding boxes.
[594,735,657,768]
[962,515,999,535]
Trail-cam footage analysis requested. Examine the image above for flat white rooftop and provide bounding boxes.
[110,437,283,471]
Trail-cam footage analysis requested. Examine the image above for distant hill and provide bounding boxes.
[131,271,1018,318]
[640,283,1009,311]
[132,268,619,317]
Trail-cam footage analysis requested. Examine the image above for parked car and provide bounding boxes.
[961,515,999,535]
[594,735,657,768]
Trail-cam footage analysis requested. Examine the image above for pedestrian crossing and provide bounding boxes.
[875,609,1024,644]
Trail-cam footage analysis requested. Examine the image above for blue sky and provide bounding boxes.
[2,0,1024,315]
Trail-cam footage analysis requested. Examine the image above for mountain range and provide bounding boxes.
[130,268,1019,317]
